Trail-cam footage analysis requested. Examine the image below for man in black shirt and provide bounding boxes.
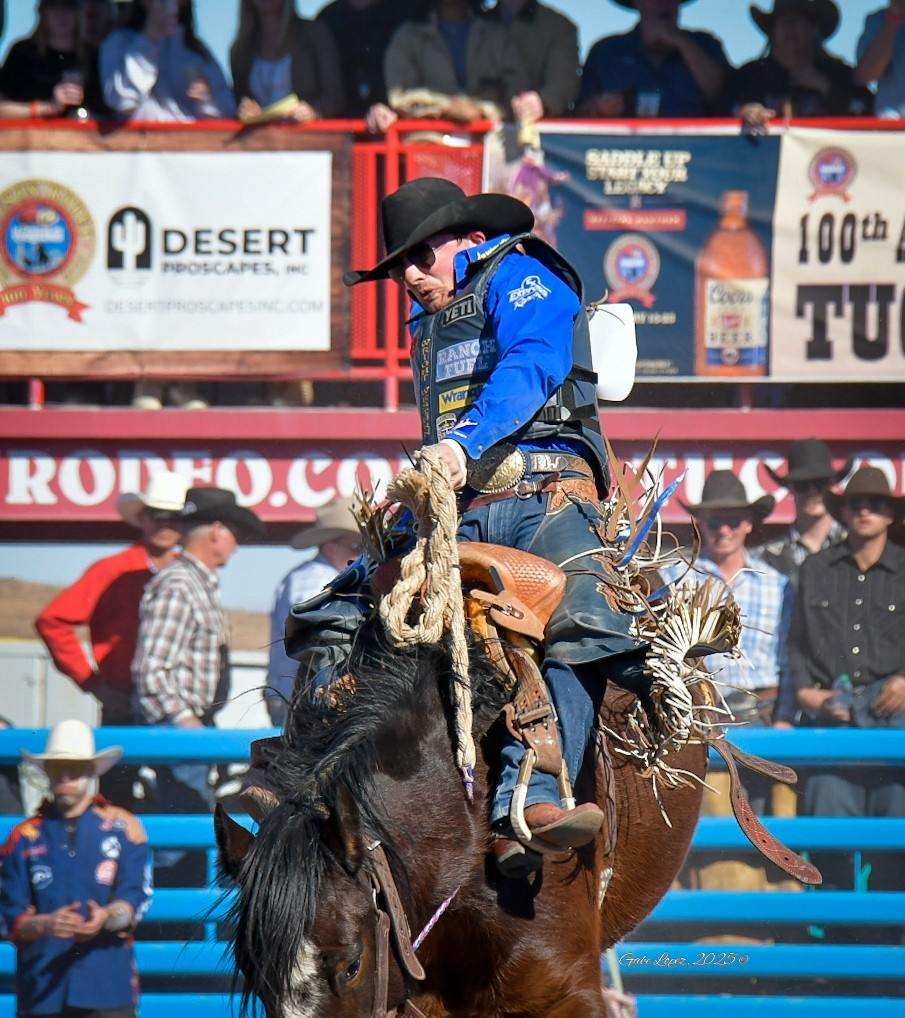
[787,466,904,890]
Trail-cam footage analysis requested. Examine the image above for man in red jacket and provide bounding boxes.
[34,471,188,731]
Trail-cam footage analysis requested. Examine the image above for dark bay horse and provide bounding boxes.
[215,623,707,1017]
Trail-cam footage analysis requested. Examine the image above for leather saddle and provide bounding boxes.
[373,541,567,645]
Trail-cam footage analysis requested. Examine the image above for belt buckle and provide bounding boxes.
[467,445,527,494]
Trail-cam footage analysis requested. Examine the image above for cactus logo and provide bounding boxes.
[107,206,152,286]
[0,178,94,321]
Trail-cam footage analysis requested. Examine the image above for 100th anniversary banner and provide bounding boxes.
[485,124,905,382]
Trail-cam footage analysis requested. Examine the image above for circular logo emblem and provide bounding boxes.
[95,860,117,886]
[603,234,660,307]
[808,148,857,202]
[101,835,121,860]
[0,179,95,321]
[31,864,53,890]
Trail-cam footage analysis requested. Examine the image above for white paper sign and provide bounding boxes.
[770,129,905,381]
[0,150,332,350]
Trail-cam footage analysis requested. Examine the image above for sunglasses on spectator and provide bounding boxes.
[847,496,891,514]
[700,513,748,530]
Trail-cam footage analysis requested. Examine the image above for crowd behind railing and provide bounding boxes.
[1,0,903,131]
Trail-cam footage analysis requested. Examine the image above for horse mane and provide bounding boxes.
[225,618,508,1014]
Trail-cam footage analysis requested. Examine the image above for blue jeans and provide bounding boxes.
[457,485,647,825]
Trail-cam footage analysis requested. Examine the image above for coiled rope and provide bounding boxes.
[379,447,475,795]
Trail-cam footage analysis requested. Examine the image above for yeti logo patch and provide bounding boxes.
[508,275,551,309]
[441,294,477,327]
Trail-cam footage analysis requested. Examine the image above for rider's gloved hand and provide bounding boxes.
[415,440,467,491]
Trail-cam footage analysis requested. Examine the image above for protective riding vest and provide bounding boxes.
[410,232,610,495]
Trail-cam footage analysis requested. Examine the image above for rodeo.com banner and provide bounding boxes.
[0,151,332,350]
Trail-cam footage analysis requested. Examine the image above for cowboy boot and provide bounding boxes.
[523,802,605,850]
[490,834,542,879]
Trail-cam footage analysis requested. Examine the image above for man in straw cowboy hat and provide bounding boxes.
[578,0,730,119]
[35,471,188,809]
[343,177,659,874]
[761,437,850,590]
[267,498,361,725]
[678,469,792,743]
[0,720,152,1018]
[788,465,905,895]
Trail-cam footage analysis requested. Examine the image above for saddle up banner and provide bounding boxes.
[484,124,904,382]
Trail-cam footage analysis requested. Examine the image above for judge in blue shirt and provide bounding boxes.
[345,178,651,877]
[0,721,152,1018]
[578,0,729,118]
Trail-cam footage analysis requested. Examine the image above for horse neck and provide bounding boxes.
[371,678,488,937]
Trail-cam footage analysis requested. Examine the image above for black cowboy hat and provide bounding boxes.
[824,466,905,522]
[177,486,266,541]
[680,470,775,522]
[343,178,534,287]
[765,437,853,487]
[750,0,840,41]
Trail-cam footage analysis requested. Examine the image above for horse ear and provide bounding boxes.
[214,803,255,879]
[323,784,364,875]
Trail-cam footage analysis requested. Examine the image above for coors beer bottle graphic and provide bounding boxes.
[695,190,768,376]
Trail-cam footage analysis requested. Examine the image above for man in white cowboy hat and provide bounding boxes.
[0,720,152,1018]
[578,0,730,119]
[266,498,360,725]
[35,470,188,732]
[677,469,793,747]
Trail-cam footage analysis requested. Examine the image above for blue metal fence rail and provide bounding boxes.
[0,728,900,1018]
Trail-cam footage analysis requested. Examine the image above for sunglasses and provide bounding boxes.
[848,496,891,514]
[388,235,460,283]
[700,513,749,531]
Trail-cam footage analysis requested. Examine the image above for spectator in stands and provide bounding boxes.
[0,0,86,120]
[578,0,729,119]
[100,0,235,121]
[384,0,526,123]
[789,466,905,890]
[80,0,117,117]
[266,498,360,725]
[678,470,793,758]
[230,0,344,124]
[482,0,581,120]
[315,0,409,128]
[35,471,187,729]
[730,0,873,127]
[761,438,850,589]
[133,487,264,812]
[855,1,905,117]
[0,720,152,1018]
[34,471,186,807]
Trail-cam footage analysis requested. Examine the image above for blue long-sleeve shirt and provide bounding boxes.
[409,235,581,461]
[0,797,152,1015]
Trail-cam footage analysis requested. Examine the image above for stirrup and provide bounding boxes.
[509,747,576,848]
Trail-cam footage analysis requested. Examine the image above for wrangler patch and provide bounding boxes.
[438,383,481,414]
[436,338,496,382]
[440,294,477,327]
[508,274,551,309]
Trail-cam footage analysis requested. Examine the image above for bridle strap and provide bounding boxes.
[368,842,428,1018]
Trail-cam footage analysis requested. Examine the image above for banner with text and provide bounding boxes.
[770,129,905,380]
[0,150,332,350]
[485,125,904,381]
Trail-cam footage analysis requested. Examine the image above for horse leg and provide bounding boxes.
[544,989,609,1017]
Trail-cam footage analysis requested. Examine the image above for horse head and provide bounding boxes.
[216,775,414,1018]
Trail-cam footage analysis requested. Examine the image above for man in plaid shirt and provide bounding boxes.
[676,469,793,813]
[133,487,264,811]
